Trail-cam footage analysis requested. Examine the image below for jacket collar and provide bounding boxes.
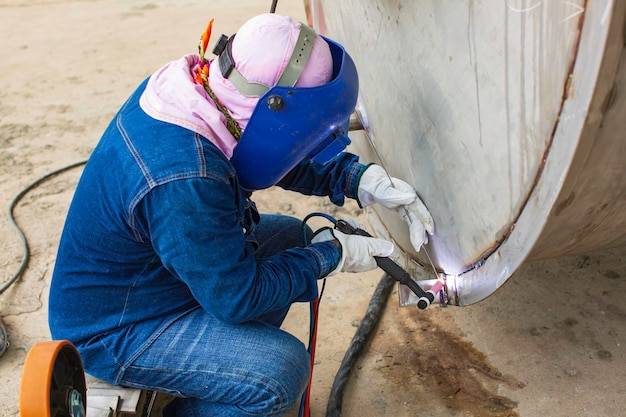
[139,54,239,158]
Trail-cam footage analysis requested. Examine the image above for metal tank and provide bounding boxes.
[305,0,626,306]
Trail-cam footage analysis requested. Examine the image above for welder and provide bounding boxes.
[48,13,434,417]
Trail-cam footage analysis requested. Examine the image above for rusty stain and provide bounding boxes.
[366,307,520,416]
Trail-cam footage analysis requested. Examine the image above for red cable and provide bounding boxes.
[302,297,321,417]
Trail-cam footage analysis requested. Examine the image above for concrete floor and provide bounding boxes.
[0,1,624,416]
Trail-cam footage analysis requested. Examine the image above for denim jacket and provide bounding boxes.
[48,78,365,345]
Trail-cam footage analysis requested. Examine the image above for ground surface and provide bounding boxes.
[1,1,625,417]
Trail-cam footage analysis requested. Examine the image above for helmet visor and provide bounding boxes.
[231,38,359,190]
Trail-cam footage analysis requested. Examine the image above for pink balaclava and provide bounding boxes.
[208,13,333,130]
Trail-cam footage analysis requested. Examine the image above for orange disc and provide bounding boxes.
[20,340,86,417]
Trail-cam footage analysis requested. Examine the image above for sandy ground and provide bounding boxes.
[1,1,625,416]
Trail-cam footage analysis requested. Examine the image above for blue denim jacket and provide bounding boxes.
[48,79,365,345]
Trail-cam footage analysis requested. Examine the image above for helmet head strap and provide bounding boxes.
[213,23,317,97]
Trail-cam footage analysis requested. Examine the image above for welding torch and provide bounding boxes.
[334,219,442,309]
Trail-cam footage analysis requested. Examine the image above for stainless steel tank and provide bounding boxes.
[305,0,626,306]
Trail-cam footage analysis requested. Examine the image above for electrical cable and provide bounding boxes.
[298,212,334,417]
[269,0,278,13]
[1,160,87,295]
[325,272,396,417]
[299,213,434,416]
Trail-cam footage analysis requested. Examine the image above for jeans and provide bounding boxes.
[115,214,313,417]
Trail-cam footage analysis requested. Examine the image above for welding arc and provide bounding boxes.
[325,272,395,417]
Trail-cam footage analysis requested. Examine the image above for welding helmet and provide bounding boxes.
[212,14,358,190]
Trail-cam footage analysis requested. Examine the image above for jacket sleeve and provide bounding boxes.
[135,176,339,324]
[277,152,366,206]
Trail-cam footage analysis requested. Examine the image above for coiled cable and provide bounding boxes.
[1,160,87,295]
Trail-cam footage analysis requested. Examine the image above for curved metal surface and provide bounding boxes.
[306,0,626,305]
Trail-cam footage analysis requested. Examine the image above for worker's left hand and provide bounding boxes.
[357,164,435,252]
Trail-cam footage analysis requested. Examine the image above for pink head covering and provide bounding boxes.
[208,13,333,130]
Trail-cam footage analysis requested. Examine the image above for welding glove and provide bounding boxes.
[357,164,435,252]
[311,226,394,276]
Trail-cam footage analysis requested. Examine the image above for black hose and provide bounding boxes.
[325,272,396,417]
[0,160,87,295]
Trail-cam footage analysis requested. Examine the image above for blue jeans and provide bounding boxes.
[115,215,313,417]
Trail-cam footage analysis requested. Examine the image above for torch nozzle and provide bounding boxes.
[416,280,444,310]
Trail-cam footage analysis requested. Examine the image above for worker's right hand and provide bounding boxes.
[311,227,394,276]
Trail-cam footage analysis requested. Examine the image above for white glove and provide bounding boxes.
[311,227,394,276]
[357,164,435,252]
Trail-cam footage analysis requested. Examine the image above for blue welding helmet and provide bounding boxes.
[219,24,359,190]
